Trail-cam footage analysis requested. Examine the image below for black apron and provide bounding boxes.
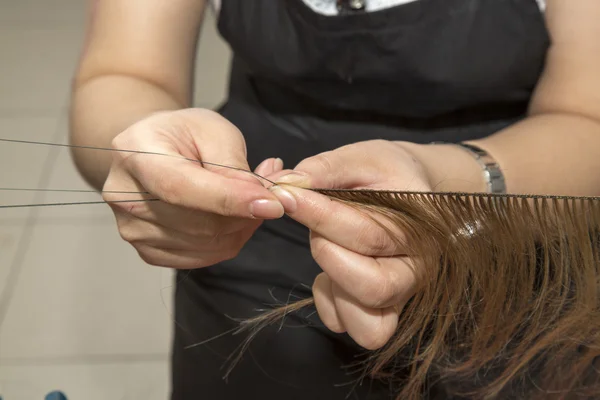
[171,1,550,399]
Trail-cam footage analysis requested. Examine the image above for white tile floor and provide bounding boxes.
[0,3,231,399]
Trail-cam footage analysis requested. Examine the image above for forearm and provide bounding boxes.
[402,113,600,196]
[469,114,600,196]
[69,75,184,190]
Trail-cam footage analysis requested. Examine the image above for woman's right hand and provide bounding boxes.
[102,108,285,269]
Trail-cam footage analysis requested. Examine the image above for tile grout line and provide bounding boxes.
[0,104,69,330]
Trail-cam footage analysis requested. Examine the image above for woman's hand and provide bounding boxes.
[102,108,284,269]
[268,140,432,350]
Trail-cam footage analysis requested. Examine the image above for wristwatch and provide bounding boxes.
[430,142,507,194]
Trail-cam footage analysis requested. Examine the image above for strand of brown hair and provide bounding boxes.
[224,190,600,400]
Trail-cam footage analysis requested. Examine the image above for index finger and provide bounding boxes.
[129,155,284,219]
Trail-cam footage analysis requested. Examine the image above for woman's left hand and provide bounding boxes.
[267,140,433,350]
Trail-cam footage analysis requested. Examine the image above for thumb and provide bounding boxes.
[116,111,283,218]
[271,147,376,190]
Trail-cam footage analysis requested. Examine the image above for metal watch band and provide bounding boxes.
[430,142,507,194]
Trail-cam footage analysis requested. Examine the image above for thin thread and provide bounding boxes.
[0,199,159,209]
[0,108,69,329]
[0,188,148,194]
[0,138,276,186]
[4,138,600,209]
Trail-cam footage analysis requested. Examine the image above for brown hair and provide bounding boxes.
[227,189,600,399]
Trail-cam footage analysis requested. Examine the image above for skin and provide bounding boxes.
[70,0,600,350]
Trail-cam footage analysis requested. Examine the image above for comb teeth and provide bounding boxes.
[311,188,600,201]
[226,187,600,399]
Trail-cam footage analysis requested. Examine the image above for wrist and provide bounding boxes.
[395,141,489,193]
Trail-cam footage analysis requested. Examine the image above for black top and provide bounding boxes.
[170,1,550,399]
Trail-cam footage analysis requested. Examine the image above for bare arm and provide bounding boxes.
[405,0,600,196]
[69,0,207,190]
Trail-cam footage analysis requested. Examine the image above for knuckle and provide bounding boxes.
[110,135,126,151]
[311,152,335,175]
[312,272,328,292]
[102,174,120,203]
[223,232,250,260]
[223,245,242,261]
[315,153,335,173]
[310,237,334,264]
[180,108,246,146]
[118,226,137,243]
[306,208,330,238]
[110,133,138,163]
[312,211,329,234]
[355,223,392,255]
[356,328,390,351]
[101,189,115,204]
[182,221,210,237]
[136,248,161,267]
[215,188,237,217]
[296,151,335,177]
[154,175,184,206]
[115,219,140,243]
[359,271,395,308]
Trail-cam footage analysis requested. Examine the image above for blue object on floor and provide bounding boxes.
[45,391,67,400]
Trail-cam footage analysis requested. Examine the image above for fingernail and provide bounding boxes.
[273,158,284,172]
[254,158,271,176]
[275,172,310,187]
[249,199,284,219]
[269,186,297,213]
[265,158,276,175]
